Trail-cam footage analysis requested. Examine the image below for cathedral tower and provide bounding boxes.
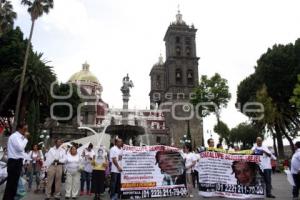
[149,10,203,147]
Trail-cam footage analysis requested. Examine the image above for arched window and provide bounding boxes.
[156,75,160,81]
[155,75,161,88]
[187,69,193,84]
[176,68,182,83]
[186,47,191,56]
[176,46,181,56]
[156,136,161,144]
[176,36,180,43]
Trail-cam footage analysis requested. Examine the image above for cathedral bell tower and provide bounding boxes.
[149,9,203,147]
[149,54,165,109]
[164,10,199,97]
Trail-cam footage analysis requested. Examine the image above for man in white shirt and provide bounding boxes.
[45,139,66,200]
[109,138,123,200]
[3,123,29,200]
[291,141,300,199]
[251,137,276,198]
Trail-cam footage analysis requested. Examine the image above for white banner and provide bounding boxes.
[196,151,265,199]
[121,145,187,199]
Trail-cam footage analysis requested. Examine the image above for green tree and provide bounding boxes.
[192,73,231,122]
[213,120,230,144]
[256,84,280,156]
[237,39,300,157]
[27,99,39,147]
[12,52,56,121]
[14,0,54,128]
[192,73,231,146]
[0,27,31,119]
[0,0,17,36]
[289,74,300,145]
[0,49,56,134]
[290,74,300,108]
[191,75,211,118]
[229,123,263,150]
[0,27,27,73]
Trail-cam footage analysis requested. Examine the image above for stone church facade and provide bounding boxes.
[46,10,203,147]
[149,11,203,147]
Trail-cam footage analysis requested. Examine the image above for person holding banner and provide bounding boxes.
[91,145,108,200]
[252,137,276,198]
[110,138,123,200]
[183,144,197,198]
[291,141,300,199]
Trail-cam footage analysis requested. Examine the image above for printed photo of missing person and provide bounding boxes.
[231,161,262,186]
[155,151,185,186]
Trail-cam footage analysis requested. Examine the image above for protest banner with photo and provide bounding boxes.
[196,151,265,199]
[121,145,187,199]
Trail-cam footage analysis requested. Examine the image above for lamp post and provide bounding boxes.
[180,134,191,145]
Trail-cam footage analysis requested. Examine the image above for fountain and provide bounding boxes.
[66,74,166,148]
[105,74,145,145]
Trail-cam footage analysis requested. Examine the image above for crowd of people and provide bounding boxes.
[3,122,300,200]
[1,123,124,200]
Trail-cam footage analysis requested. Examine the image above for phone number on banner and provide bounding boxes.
[122,187,187,199]
[216,183,264,195]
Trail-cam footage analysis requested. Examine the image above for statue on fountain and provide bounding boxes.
[121,74,134,97]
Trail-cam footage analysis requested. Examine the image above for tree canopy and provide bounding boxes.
[229,123,263,150]
[0,0,17,36]
[0,27,56,135]
[14,0,54,126]
[213,120,230,144]
[192,73,231,120]
[237,39,300,157]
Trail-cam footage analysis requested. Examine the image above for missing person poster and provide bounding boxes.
[196,151,265,199]
[121,145,187,199]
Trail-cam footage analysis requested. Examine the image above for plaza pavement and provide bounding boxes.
[20,173,292,200]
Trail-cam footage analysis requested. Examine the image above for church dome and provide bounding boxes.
[69,62,100,84]
[150,54,165,76]
[152,54,164,68]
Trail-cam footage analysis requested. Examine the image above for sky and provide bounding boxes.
[11,0,300,145]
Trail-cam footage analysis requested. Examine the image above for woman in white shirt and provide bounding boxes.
[27,144,44,192]
[80,143,95,196]
[183,144,197,198]
[65,146,81,199]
